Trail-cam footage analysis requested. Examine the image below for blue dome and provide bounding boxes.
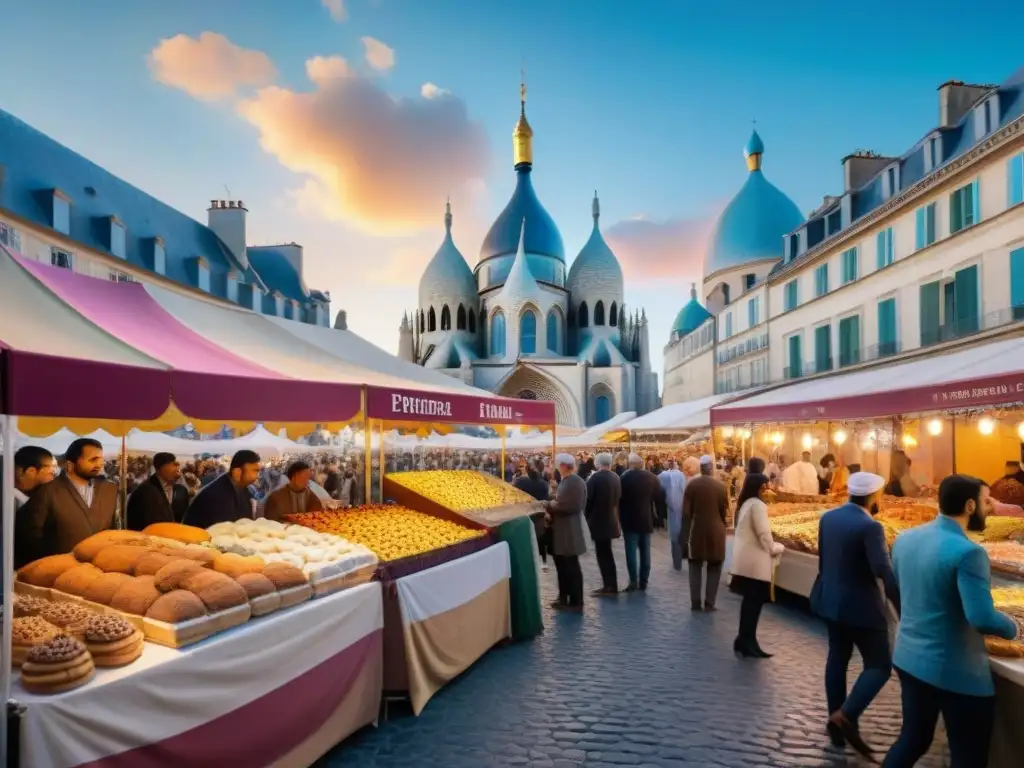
[479,168,564,264]
[705,132,804,278]
[419,203,476,308]
[672,286,713,336]
[566,193,623,302]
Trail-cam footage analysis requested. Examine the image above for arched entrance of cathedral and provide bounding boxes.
[494,363,580,427]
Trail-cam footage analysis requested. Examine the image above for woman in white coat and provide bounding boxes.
[730,472,785,659]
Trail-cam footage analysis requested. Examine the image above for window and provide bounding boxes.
[878,298,897,357]
[427,307,436,332]
[839,315,861,367]
[876,228,894,269]
[468,308,476,333]
[110,220,126,259]
[951,265,980,336]
[1009,153,1024,207]
[814,324,832,373]
[949,181,979,234]
[456,304,466,330]
[489,311,506,356]
[724,312,733,339]
[108,270,134,283]
[0,221,23,252]
[609,302,618,326]
[841,247,858,284]
[814,264,829,297]
[519,310,537,354]
[787,233,799,262]
[50,247,73,269]
[440,305,451,331]
[920,281,941,346]
[915,203,936,250]
[786,335,803,379]
[546,310,560,353]
[227,274,238,303]
[783,279,798,311]
[743,273,756,290]
[577,301,589,328]
[884,166,898,198]
[924,136,940,174]
[52,195,70,235]
[595,395,611,425]
[594,301,605,326]
[747,296,759,327]
[826,210,841,237]
[274,293,284,317]
[1012,248,1024,319]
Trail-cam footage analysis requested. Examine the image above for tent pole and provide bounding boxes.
[362,398,371,506]
[118,433,127,529]
[377,420,384,502]
[500,428,506,481]
[2,414,19,762]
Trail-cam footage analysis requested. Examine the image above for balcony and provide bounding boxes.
[716,332,769,365]
[920,307,1023,348]
[814,356,833,374]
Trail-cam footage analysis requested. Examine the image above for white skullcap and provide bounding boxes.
[595,452,613,469]
[555,453,576,469]
[848,472,885,496]
[699,454,714,466]
[628,452,643,467]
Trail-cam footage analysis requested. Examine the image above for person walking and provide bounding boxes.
[544,453,588,612]
[682,455,728,611]
[659,458,686,571]
[619,453,666,592]
[584,453,622,596]
[882,475,1020,767]
[810,472,900,760]
[730,473,785,658]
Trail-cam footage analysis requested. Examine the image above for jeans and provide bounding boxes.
[824,621,892,723]
[552,554,584,605]
[882,668,995,767]
[593,538,618,591]
[623,532,651,587]
[688,560,722,608]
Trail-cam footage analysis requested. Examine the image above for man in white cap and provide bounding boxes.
[810,471,900,760]
[681,455,728,610]
[543,453,588,612]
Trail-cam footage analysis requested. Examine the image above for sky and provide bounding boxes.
[2,0,1022,381]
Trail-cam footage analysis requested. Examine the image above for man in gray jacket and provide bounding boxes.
[544,453,588,612]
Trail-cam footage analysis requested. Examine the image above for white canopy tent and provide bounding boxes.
[618,393,747,434]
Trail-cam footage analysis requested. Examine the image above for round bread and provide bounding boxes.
[53,563,105,596]
[38,601,92,630]
[91,634,144,667]
[109,575,162,616]
[261,562,309,590]
[21,662,95,694]
[17,553,81,587]
[13,594,48,618]
[133,551,180,577]
[182,569,249,612]
[12,616,61,646]
[26,635,88,664]
[73,530,150,562]
[235,572,276,599]
[213,552,266,579]
[177,545,217,567]
[82,572,136,606]
[84,614,136,643]
[92,544,154,574]
[145,590,208,624]
[153,560,206,592]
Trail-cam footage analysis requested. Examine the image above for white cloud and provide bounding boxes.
[420,82,450,99]
[147,32,276,101]
[361,36,395,71]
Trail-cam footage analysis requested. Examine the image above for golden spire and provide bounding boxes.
[513,67,533,168]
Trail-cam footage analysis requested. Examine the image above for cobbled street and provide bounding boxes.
[323,532,949,767]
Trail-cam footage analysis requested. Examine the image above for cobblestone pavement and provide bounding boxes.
[322,531,949,767]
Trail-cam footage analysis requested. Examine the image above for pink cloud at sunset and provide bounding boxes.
[361,36,395,71]
[148,32,277,102]
[322,0,346,23]
[604,211,721,284]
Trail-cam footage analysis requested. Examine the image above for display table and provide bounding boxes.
[14,582,383,768]
[393,542,511,715]
[991,659,1024,768]
[773,549,818,598]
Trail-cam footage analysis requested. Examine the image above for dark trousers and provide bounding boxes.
[688,560,722,608]
[553,554,584,605]
[825,621,892,723]
[738,591,768,647]
[593,538,618,591]
[881,668,995,768]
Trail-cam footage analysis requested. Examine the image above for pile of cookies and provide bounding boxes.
[20,636,95,694]
[84,615,144,667]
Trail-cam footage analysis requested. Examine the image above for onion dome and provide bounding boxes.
[566,192,623,304]
[479,79,564,264]
[418,200,477,310]
[496,218,544,311]
[672,283,713,337]
[704,129,804,278]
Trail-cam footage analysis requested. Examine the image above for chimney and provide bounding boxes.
[841,151,895,192]
[938,81,994,129]
[207,199,249,270]
[333,309,348,330]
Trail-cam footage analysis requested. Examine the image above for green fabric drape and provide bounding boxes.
[496,514,544,640]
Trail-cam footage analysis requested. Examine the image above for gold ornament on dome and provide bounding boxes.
[513,72,533,167]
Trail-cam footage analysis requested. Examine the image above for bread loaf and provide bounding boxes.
[142,522,211,544]
[261,562,308,590]
[53,563,105,596]
[18,554,81,587]
[82,573,136,605]
[213,552,265,579]
[73,531,149,562]
[133,551,180,577]
[235,572,276,599]
[92,545,154,574]
[109,575,162,616]
[145,590,208,624]
[153,560,205,592]
[182,569,249,612]
[177,545,217,567]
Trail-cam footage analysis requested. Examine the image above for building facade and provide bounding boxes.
[0,109,332,325]
[397,85,660,427]
[663,65,1024,405]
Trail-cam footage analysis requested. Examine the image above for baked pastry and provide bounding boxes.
[176,544,217,567]
[153,560,206,592]
[11,616,61,666]
[84,615,144,667]
[82,573,136,606]
[213,552,265,579]
[145,590,208,624]
[261,562,309,591]
[13,594,48,618]
[133,551,180,577]
[109,575,162,616]
[38,602,93,638]
[20,636,95,694]
[73,530,150,562]
[181,569,249,612]
[92,544,154,574]
[53,563,105,596]
[235,572,276,599]
[17,553,81,587]
[142,522,211,544]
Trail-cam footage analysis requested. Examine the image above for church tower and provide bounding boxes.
[397,312,415,363]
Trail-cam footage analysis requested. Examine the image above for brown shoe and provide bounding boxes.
[828,711,876,762]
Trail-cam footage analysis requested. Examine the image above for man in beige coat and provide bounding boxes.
[544,453,588,612]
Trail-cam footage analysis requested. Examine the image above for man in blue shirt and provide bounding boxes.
[882,475,1019,767]
[810,471,900,760]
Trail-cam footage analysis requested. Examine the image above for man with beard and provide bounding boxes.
[882,476,1019,768]
[16,438,117,567]
[184,450,261,529]
[810,472,900,761]
[125,452,189,529]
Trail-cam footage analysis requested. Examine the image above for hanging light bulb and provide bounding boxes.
[801,433,813,450]
[721,426,735,439]
[927,419,943,436]
[833,429,847,445]
[902,434,917,448]
[1018,422,1024,441]
[978,417,996,436]
[771,431,784,445]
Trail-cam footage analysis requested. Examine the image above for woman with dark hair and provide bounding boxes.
[818,453,836,495]
[730,472,785,658]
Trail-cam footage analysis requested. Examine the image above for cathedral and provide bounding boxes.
[396,84,659,427]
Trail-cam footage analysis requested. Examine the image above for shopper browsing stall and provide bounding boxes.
[264,461,324,522]
[184,450,261,528]
[125,452,189,530]
[544,453,587,613]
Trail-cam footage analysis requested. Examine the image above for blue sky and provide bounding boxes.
[1,0,1021,377]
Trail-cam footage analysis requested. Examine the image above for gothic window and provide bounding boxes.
[520,309,537,354]
[578,301,589,328]
[594,300,605,326]
[609,302,618,326]
[428,307,436,332]
[456,304,466,330]
[490,310,506,356]
[595,395,611,424]
[546,310,560,353]
[440,305,451,331]
[468,308,476,333]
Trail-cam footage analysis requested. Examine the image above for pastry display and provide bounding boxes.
[20,636,95,694]
[92,544,156,574]
[181,569,250,612]
[133,551,180,577]
[153,560,206,592]
[984,542,1024,578]
[386,470,535,511]
[212,552,265,578]
[83,572,136,606]
[38,602,93,638]
[11,616,61,666]
[109,575,163,616]
[53,563,105,596]
[84,615,145,667]
[73,530,150,562]
[981,516,1024,542]
[13,594,48,618]
[17,553,81,587]
[286,505,480,562]
[141,522,211,544]
[145,590,208,624]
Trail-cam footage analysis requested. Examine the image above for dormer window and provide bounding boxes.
[923,134,941,174]
[110,218,126,259]
[153,238,166,275]
[227,272,239,303]
[189,256,210,292]
[975,95,999,139]
[787,232,800,262]
[274,293,285,317]
[882,164,900,199]
[251,287,262,313]
[52,191,71,235]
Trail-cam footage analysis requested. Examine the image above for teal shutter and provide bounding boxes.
[1011,248,1024,318]
[950,189,962,233]
[878,298,896,356]
[839,316,860,367]
[953,265,979,334]
[788,335,802,378]
[970,180,980,226]
[876,231,885,269]
[926,205,935,244]
[1008,155,1024,207]
[915,208,925,249]
[814,325,831,372]
[920,281,941,345]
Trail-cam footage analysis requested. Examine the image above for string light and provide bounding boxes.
[801,433,813,450]
[771,431,784,445]
[833,429,847,445]
[739,428,752,439]
[978,417,996,436]
[927,419,943,436]
[1019,422,1024,441]
[721,426,735,439]
[902,434,917,448]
